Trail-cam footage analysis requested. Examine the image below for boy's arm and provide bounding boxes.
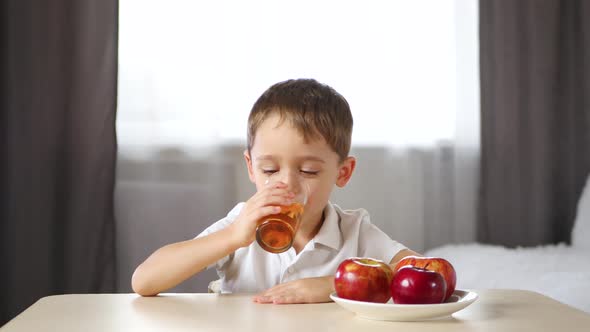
[132,182,294,296]
[131,224,242,296]
[252,276,335,304]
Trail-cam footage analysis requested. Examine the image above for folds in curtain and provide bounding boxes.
[478,0,590,247]
[332,143,479,253]
[0,0,118,324]
[115,146,241,293]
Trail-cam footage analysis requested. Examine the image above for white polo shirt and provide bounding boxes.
[196,202,406,293]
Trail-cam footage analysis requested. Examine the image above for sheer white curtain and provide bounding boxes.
[116,0,479,292]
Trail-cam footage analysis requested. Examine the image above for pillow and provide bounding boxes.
[572,173,590,250]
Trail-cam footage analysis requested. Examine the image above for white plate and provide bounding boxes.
[330,290,478,321]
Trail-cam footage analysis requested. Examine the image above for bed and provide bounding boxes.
[424,175,590,313]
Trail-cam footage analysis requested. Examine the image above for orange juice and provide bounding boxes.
[256,202,304,253]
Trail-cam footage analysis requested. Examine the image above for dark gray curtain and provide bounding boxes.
[478,0,590,247]
[0,0,118,325]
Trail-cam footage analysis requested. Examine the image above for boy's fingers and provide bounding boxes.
[252,295,273,303]
[250,191,293,210]
[249,206,282,222]
[274,295,303,304]
[263,187,294,200]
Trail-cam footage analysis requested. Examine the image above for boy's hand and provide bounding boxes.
[229,181,294,248]
[252,276,335,304]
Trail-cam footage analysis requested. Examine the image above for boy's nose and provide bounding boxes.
[279,171,302,192]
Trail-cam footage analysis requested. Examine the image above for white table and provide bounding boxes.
[2,289,590,331]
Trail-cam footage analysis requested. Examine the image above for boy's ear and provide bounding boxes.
[336,156,356,187]
[243,150,256,183]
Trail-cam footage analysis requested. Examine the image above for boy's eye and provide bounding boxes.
[262,170,277,174]
[301,170,319,175]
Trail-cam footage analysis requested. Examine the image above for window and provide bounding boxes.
[118,0,476,148]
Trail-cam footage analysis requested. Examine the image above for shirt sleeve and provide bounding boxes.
[357,215,407,265]
[195,202,245,270]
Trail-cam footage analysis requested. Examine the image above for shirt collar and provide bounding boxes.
[312,202,342,250]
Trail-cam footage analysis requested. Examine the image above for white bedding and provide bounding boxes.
[423,173,590,313]
[425,243,590,313]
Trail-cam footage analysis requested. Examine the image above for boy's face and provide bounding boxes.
[244,113,355,226]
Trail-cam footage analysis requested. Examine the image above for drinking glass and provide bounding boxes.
[255,175,308,253]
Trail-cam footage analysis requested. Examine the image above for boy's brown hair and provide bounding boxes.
[247,79,353,162]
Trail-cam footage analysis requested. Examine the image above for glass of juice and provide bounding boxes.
[256,177,308,253]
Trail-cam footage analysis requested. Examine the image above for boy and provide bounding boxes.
[132,79,419,303]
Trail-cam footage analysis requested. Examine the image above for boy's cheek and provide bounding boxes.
[307,186,331,209]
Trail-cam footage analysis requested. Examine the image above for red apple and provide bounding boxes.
[334,257,393,303]
[393,256,456,301]
[390,266,447,304]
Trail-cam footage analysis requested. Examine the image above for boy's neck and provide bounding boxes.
[292,210,325,254]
